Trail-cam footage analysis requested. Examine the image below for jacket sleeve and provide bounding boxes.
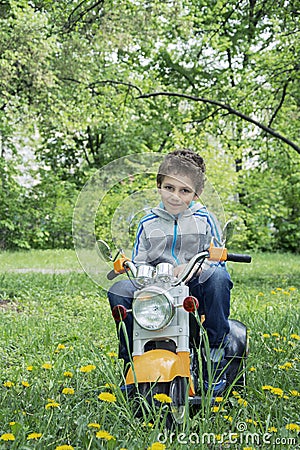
[132,222,150,266]
[207,211,223,246]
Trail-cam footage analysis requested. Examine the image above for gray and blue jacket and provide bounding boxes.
[132,202,222,268]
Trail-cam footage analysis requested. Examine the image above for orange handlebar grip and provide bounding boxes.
[208,244,228,261]
[113,257,130,274]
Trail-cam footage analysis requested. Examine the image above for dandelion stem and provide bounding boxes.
[87,435,94,450]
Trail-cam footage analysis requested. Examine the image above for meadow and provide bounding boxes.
[0,250,299,449]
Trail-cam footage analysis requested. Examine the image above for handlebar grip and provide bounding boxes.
[107,270,120,280]
[227,253,252,263]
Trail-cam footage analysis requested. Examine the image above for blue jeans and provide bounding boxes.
[108,266,232,365]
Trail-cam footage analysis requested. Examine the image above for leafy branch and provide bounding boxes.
[137,91,300,154]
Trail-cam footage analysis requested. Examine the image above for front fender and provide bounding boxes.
[125,350,190,385]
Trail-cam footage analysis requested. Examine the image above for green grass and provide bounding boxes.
[0,251,299,449]
[0,249,80,271]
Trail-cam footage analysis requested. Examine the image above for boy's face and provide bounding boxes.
[158,174,198,215]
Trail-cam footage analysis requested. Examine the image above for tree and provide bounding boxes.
[0,0,299,251]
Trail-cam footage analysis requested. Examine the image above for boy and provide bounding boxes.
[108,149,232,395]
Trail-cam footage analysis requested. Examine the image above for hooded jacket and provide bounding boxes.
[132,202,222,268]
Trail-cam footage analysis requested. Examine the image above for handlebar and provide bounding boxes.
[123,260,137,277]
[107,269,121,280]
[107,246,251,282]
[171,251,209,286]
[227,253,252,263]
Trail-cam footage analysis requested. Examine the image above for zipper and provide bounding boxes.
[171,219,180,265]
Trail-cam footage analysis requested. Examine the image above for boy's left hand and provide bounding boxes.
[173,264,187,278]
[174,264,202,283]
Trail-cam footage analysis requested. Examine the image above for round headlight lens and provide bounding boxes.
[133,288,174,330]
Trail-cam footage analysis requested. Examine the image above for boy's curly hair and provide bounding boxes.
[156,149,206,195]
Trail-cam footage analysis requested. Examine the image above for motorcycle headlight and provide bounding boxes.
[133,287,174,331]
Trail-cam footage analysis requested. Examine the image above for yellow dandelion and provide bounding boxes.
[230,433,239,440]
[237,398,248,407]
[289,287,296,291]
[147,443,166,450]
[3,381,14,388]
[211,405,220,412]
[45,402,60,409]
[153,393,172,403]
[262,333,270,338]
[276,287,283,291]
[262,385,273,391]
[291,334,300,340]
[279,362,293,370]
[271,290,276,294]
[79,364,96,373]
[98,392,116,403]
[224,415,233,423]
[42,363,52,370]
[56,344,66,350]
[55,446,74,450]
[27,432,42,440]
[215,396,223,403]
[270,387,284,397]
[9,422,16,426]
[249,366,256,372]
[95,430,115,441]
[285,423,300,432]
[290,390,300,396]
[142,422,154,428]
[62,387,75,395]
[107,351,118,357]
[88,423,101,429]
[243,447,255,450]
[246,418,258,426]
[26,365,33,371]
[232,390,241,398]
[104,382,116,389]
[257,292,264,296]
[22,381,30,387]
[268,426,277,432]
[273,348,285,353]
[271,332,280,337]
[63,371,73,378]
[0,433,15,441]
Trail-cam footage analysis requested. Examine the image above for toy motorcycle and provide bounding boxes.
[102,238,251,427]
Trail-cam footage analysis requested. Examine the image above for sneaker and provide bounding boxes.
[119,383,134,394]
[203,347,227,397]
[204,377,226,397]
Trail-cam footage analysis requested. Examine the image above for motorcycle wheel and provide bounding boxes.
[134,377,189,428]
[168,376,189,426]
[226,357,247,389]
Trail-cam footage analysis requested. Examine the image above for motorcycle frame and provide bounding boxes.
[125,282,196,395]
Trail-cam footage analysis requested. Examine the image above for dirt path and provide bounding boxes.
[6,268,83,274]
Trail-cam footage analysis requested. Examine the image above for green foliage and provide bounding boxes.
[0,160,76,250]
[0,0,299,251]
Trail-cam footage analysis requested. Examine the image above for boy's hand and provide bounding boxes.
[174,264,202,283]
[173,264,187,278]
